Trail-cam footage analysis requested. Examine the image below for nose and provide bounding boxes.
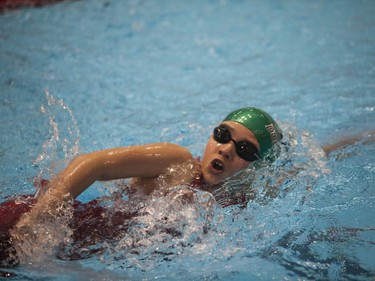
[218,141,235,160]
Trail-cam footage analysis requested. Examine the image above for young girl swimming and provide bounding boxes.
[16,107,282,218]
[0,107,281,267]
[1,106,372,268]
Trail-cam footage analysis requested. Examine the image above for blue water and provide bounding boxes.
[0,0,374,280]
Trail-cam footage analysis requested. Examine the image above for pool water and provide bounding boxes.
[1,0,374,280]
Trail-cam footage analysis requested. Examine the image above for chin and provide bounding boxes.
[202,171,224,186]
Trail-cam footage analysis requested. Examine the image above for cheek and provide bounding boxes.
[202,138,217,158]
[231,160,250,174]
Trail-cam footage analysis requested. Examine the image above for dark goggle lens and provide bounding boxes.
[213,126,260,162]
[236,141,259,162]
[213,126,231,143]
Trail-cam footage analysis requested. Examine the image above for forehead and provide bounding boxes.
[221,121,260,150]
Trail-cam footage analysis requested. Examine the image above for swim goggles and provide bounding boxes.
[213,126,260,162]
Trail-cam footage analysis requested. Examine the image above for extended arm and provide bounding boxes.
[322,130,375,156]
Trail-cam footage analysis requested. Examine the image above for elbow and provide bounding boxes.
[64,153,102,186]
[71,153,101,177]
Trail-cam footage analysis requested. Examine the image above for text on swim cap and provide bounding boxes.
[265,124,278,145]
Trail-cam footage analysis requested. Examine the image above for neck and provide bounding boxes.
[189,168,221,193]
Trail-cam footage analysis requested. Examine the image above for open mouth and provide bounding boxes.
[211,159,224,171]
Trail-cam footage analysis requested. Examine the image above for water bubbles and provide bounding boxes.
[96,185,219,271]
[39,105,46,113]
[32,90,80,190]
[10,198,74,266]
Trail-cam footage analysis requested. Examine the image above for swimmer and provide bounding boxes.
[2,106,374,267]
[8,106,375,228]
[12,107,283,222]
[0,107,283,267]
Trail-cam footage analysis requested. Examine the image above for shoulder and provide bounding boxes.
[150,142,193,161]
[109,142,193,163]
[84,142,192,159]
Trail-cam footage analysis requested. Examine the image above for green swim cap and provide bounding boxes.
[223,107,283,160]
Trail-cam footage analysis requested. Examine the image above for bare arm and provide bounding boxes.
[50,142,193,199]
[15,142,193,224]
[322,130,375,155]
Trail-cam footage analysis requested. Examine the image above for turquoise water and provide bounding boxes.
[0,0,374,280]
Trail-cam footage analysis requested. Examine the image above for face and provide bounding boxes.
[201,121,260,185]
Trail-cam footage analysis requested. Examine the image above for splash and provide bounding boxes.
[9,197,74,266]
[98,185,217,271]
[33,90,80,195]
[4,91,80,266]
